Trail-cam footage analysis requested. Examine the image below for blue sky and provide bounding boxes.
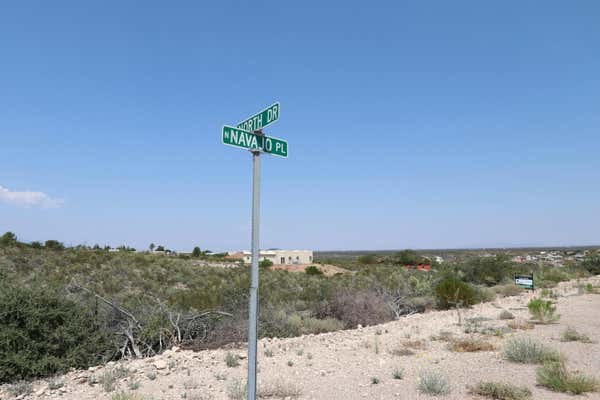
[1,1,599,251]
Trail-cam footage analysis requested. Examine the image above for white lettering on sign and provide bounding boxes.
[267,104,279,123]
[264,137,273,152]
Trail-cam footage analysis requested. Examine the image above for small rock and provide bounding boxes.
[35,388,45,397]
[154,360,168,370]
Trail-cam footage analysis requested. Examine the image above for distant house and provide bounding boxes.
[228,249,314,265]
[404,264,432,271]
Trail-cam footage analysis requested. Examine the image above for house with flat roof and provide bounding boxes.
[227,249,313,265]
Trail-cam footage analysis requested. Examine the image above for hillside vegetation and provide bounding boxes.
[1,232,598,383]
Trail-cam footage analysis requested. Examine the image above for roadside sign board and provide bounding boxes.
[222,125,288,158]
[515,274,534,290]
[236,102,280,132]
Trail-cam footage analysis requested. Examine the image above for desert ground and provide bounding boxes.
[3,276,600,400]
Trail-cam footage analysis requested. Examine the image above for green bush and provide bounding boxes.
[468,381,531,400]
[259,259,274,268]
[305,265,323,275]
[503,336,561,364]
[536,361,599,394]
[527,298,559,323]
[0,283,108,383]
[435,277,476,309]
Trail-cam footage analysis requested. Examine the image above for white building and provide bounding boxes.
[229,249,314,265]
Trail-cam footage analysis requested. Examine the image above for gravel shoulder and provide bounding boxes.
[3,276,600,400]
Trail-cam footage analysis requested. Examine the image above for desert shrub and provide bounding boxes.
[447,338,494,352]
[305,266,323,275]
[392,368,404,379]
[435,277,476,309]
[318,290,392,328]
[357,254,377,264]
[560,326,592,343]
[507,319,534,330]
[259,259,273,268]
[111,393,147,400]
[498,310,515,320]
[260,309,343,337]
[503,337,561,364]
[227,379,246,400]
[473,285,497,304]
[527,298,559,323]
[0,283,108,383]
[536,361,599,394]
[6,381,33,397]
[258,379,302,398]
[468,381,531,400]
[225,352,240,368]
[582,256,600,275]
[418,370,450,395]
[493,284,524,298]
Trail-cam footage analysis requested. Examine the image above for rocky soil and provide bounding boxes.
[2,277,600,400]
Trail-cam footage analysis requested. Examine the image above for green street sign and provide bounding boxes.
[236,102,280,132]
[222,125,288,158]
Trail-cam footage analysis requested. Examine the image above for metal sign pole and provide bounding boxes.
[247,134,261,400]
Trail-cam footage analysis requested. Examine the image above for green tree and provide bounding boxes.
[394,250,422,266]
[192,246,202,258]
[44,240,65,250]
[155,245,165,252]
[29,241,43,249]
[0,232,18,247]
[357,254,377,264]
[259,259,274,268]
[149,243,155,252]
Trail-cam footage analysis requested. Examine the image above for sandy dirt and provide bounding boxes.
[3,277,600,400]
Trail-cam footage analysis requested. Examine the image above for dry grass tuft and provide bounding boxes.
[507,319,534,330]
[468,381,532,400]
[258,380,302,398]
[390,347,415,357]
[402,339,427,349]
[448,338,495,352]
[560,326,592,343]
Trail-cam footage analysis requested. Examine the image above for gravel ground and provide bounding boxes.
[3,276,600,400]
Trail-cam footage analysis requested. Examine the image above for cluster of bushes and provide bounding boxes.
[0,241,597,383]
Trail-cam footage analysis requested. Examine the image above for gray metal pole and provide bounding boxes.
[247,146,261,400]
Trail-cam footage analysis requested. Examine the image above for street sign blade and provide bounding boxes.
[222,125,288,158]
[222,125,262,151]
[237,102,280,132]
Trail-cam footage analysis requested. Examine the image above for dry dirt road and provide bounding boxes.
[3,277,600,400]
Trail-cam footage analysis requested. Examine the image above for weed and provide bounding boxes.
[418,370,450,396]
[403,339,426,349]
[392,368,404,380]
[498,310,515,320]
[468,381,532,400]
[287,359,294,367]
[99,371,118,392]
[127,381,141,390]
[214,371,227,381]
[371,377,380,384]
[296,348,304,356]
[47,378,64,390]
[111,393,146,400]
[225,352,240,368]
[306,352,313,360]
[507,320,534,330]
[536,361,599,394]
[183,379,199,390]
[560,326,592,343]
[258,380,302,398]
[264,348,274,357]
[391,347,415,357]
[6,381,33,397]
[527,298,559,323]
[448,338,494,352]
[503,336,561,364]
[145,371,157,381]
[431,331,454,341]
[227,379,246,400]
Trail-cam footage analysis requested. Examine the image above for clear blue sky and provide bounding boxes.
[1,1,599,251]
